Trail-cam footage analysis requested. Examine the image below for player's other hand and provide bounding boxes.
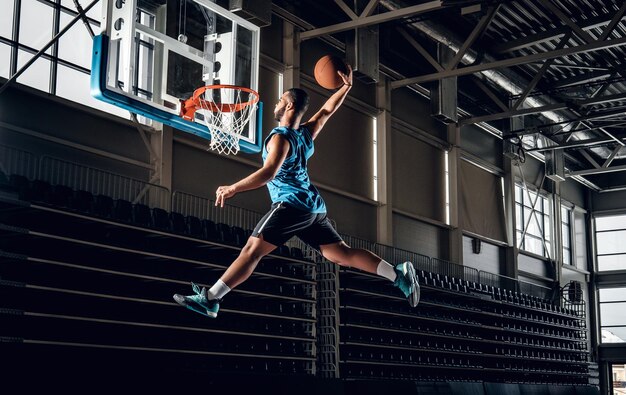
[338,64,353,87]
[215,185,236,207]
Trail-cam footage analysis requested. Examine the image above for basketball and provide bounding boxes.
[314,55,348,89]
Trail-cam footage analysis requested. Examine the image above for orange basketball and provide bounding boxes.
[314,55,348,89]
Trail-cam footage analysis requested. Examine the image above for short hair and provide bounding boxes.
[285,88,309,115]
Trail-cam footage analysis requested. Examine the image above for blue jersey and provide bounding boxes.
[262,126,326,213]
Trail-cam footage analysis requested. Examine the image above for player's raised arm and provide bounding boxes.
[303,65,353,140]
[215,134,290,207]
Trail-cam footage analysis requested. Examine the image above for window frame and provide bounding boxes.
[598,286,626,344]
[561,204,573,266]
[515,183,552,259]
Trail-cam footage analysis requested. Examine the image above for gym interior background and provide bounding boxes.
[1,0,626,393]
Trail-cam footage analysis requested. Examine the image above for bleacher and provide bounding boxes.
[0,144,597,393]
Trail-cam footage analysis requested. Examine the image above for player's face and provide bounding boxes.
[274,93,290,121]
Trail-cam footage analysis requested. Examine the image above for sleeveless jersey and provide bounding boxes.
[262,126,326,213]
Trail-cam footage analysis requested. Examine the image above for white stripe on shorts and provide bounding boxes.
[256,202,283,234]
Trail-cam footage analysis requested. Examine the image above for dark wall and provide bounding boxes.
[460,124,503,170]
[0,85,150,180]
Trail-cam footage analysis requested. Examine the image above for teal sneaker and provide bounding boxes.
[393,262,420,307]
[173,282,220,318]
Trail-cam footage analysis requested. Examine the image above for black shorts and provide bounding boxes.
[251,202,343,251]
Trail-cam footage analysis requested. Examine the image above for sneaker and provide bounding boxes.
[393,261,420,307]
[173,282,220,318]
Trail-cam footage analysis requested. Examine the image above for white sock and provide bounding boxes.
[376,260,397,282]
[208,279,231,300]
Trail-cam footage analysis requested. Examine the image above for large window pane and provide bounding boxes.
[598,255,626,272]
[525,236,543,256]
[56,64,128,118]
[19,0,53,53]
[596,214,626,231]
[0,43,11,79]
[17,50,50,92]
[602,328,626,343]
[597,231,626,255]
[601,302,626,326]
[563,249,571,265]
[0,0,14,39]
[58,12,96,69]
[563,226,571,248]
[600,288,626,303]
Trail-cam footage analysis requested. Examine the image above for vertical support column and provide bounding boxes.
[586,189,600,358]
[552,181,563,285]
[503,108,522,279]
[376,76,393,245]
[503,155,519,279]
[156,125,173,196]
[447,123,463,264]
[283,23,300,90]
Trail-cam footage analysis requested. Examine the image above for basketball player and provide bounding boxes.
[174,65,419,318]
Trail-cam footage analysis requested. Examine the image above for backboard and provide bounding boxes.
[91,0,262,153]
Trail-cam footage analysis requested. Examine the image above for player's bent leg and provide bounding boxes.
[320,242,420,307]
[173,235,277,318]
[319,241,380,274]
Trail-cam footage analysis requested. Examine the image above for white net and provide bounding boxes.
[195,86,259,155]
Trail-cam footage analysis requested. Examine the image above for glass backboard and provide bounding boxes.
[91,0,262,153]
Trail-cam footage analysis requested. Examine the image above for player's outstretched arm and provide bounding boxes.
[215,134,290,207]
[304,65,353,140]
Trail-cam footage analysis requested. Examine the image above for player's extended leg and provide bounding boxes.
[319,241,420,307]
[173,235,276,318]
[219,235,277,288]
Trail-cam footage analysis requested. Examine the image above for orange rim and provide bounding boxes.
[180,85,259,121]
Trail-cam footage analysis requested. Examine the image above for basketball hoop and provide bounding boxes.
[181,85,260,155]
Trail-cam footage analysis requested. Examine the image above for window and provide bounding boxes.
[0,0,14,40]
[599,287,626,343]
[372,117,378,201]
[515,184,552,258]
[596,214,626,271]
[611,364,626,394]
[562,206,572,265]
[2,0,134,120]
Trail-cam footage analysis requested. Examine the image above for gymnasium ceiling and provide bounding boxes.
[269,0,626,193]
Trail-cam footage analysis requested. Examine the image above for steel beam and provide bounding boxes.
[527,136,618,152]
[391,35,626,88]
[360,0,380,17]
[447,5,500,70]
[599,1,626,41]
[512,33,571,110]
[398,28,443,72]
[580,150,602,169]
[493,13,623,54]
[473,78,508,111]
[569,163,626,176]
[300,1,444,40]
[461,92,626,125]
[333,0,358,20]
[549,70,613,89]
[544,0,594,44]
[602,146,623,168]
[502,108,626,138]
[461,103,569,125]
